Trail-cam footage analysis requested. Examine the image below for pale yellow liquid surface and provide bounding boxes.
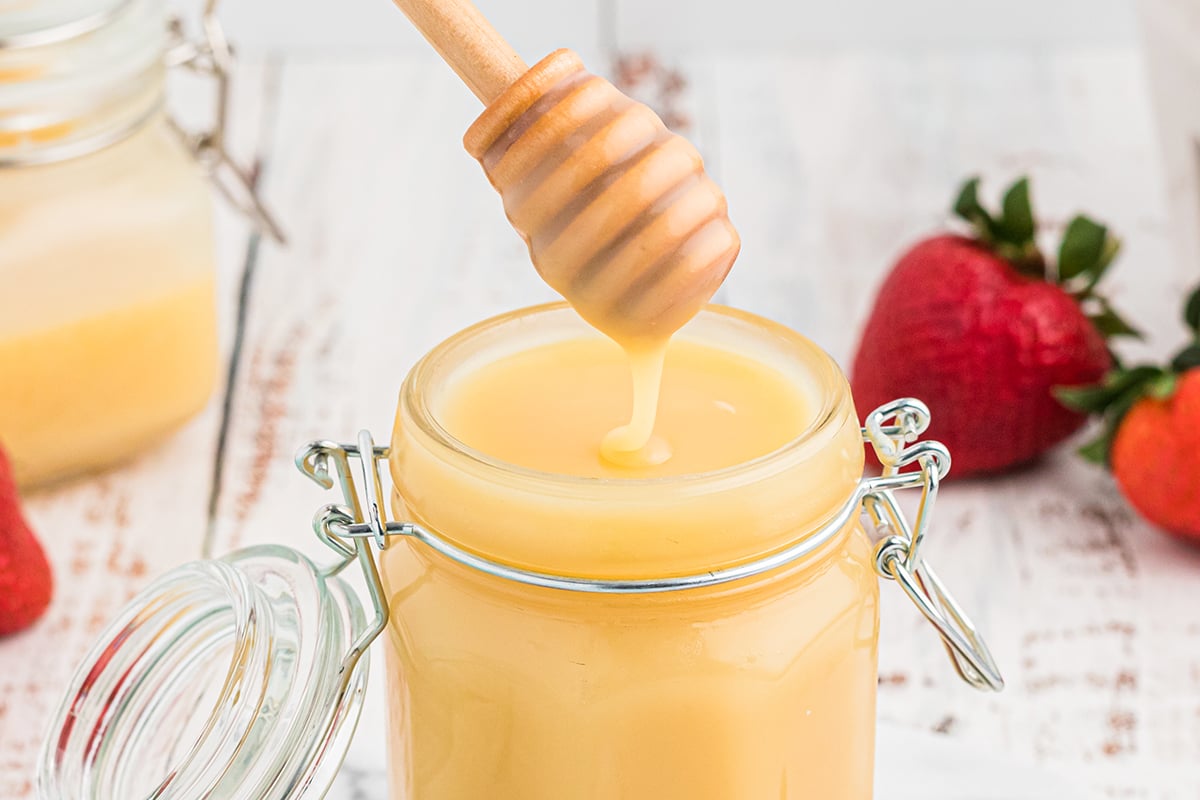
[441,336,810,479]
[383,315,878,799]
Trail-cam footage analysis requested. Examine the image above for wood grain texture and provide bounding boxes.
[0,61,272,797]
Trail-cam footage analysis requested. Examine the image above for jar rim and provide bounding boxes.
[400,301,851,494]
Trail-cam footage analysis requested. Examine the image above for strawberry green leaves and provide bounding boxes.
[1173,345,1200,373]
[1174,285,1200,372]
[954,176,1036,244]
[953,177,988,229]
[1056,365,1168,414]
[1085,297,1142,341]
[1186,284,1200,336]
[953,176,1044,276]
[1058,217,1109,280]
[998,178,1036,242]
[1057,282,1200,464]
[1056,366,1171,465]
[1059,216,1124,323]
[951,175,1136,345]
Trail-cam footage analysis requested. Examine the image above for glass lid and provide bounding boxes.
[36,545,372,800]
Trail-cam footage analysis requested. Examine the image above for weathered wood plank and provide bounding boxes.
[0,61,274,796]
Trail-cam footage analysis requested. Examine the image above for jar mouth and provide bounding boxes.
[38,546,371,800]
[393,303,865,581]
[401,301,851,494]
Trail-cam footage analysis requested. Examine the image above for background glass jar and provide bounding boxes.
[385,304,880,799]
[0,0,216,486]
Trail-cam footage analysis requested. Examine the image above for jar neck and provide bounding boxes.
[390,303,866,581]
[0,0,166,166]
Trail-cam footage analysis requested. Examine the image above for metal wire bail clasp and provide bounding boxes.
[166,0,286,242]
[861,399,1005,692]
[295,433,400,684]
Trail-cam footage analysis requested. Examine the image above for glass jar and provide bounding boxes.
[38,304,1002,799]
[385,304,878,798]
[0,0,216,486]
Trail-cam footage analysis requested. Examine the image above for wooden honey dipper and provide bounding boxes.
[392,0,741,345]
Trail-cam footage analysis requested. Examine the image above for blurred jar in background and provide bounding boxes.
[0,0,217,487]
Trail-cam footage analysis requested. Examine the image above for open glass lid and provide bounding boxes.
[36,543,373,800]
[36,435,395,800]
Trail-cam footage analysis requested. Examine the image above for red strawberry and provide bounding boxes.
[851,177,1135,477]
[0,444,53,635]
[1059,287,1200,540]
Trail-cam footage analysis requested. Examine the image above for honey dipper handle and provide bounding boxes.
[389,0,528,104]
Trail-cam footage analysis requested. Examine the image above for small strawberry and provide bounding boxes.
[1058,286,1200,541]
[0,444,53,635]
[851,176,1137,477]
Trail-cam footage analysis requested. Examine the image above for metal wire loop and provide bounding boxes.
[862,401,1004,692]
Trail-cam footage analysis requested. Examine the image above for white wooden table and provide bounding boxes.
[1,47,1196,799]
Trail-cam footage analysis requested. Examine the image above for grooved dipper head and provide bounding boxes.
[464,49,740,345]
